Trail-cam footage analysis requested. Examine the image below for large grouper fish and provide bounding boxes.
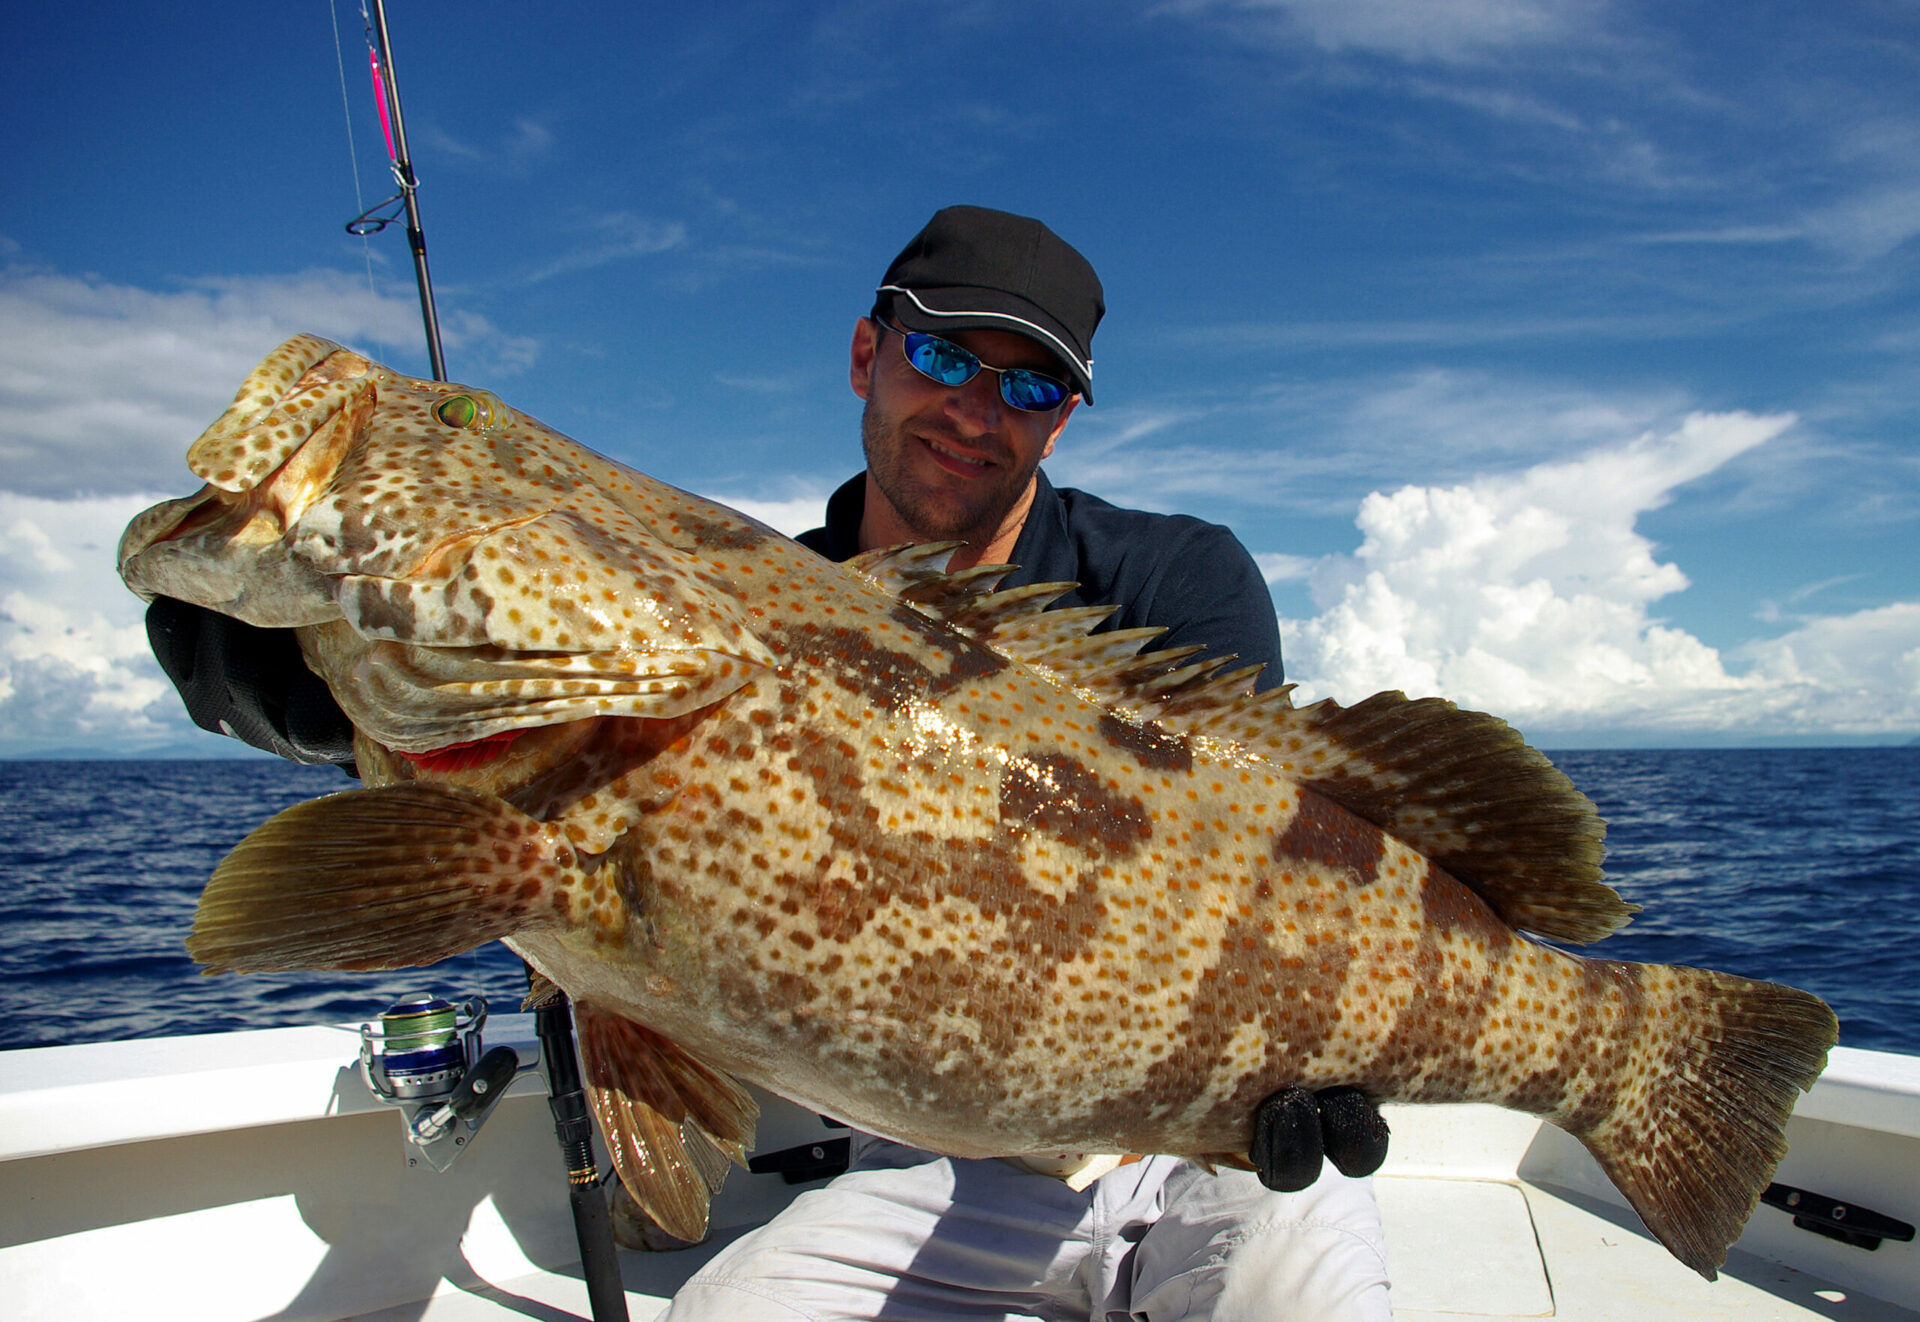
[120,335,1836,1277]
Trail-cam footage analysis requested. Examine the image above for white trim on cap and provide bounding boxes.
[877,285,1093,387]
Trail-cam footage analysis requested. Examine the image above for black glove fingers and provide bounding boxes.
[145,598,358,771]
[1250,1085,1324,1192]
[1250,1084,1391,1190]
[1316,1085,1391,1179]
[145,595,205,700]
[284,664,359,766]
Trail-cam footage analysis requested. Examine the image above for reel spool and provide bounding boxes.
[358,992,535,1171]
[362,994,479,1099]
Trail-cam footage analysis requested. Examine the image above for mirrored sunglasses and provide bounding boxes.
[886,324,1073,413]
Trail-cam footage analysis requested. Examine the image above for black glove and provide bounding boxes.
[1250,1085,1390,1191]
[146,596,358,773]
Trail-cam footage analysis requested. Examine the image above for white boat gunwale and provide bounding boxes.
[2,1020,1915,1320]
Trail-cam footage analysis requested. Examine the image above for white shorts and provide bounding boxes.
[661,1135,1390,1321]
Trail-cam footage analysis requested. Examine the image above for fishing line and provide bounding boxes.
[328,0,381,327]
[347,0,449,380]
[345,0,415,240]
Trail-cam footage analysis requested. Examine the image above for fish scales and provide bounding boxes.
[121,337,1836,1276]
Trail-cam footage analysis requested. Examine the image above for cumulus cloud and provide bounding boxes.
[1256,552,1315,584]
[0,491,195,755]
[1739,604,1920,733]
[716,492,832,538]
[1282,411,1920,738]
[0,265,536,499]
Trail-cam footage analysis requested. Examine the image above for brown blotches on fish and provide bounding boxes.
[1098,711,1193,774]
[1273,794,1385,888]
[886,606,1015,689]
[665,509,773,551]
[1001,752,1150,855]
[149,339,1837,1281]
[1354,864,1513,1101]
[346,579,420,639]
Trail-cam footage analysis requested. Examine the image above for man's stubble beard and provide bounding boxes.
[859,395,1036,548]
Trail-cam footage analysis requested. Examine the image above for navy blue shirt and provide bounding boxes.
[798,468,1284,690]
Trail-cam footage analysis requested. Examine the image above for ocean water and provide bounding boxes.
[0,750,1915,1055]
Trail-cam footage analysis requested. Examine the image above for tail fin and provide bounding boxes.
[187,783,579,973]
[1573,967,1837,1279]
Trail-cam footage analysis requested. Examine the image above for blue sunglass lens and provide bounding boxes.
[900,331,1069,412]
[1001,371,1068,411]
[904,334,979,386]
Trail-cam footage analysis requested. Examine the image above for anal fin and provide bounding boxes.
[576,1002,759,1243]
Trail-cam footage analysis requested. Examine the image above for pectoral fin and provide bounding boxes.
[187,784,580,973]
[575,1002,758,1243]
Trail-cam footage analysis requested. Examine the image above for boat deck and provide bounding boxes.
[3,1019,1914,1320]
[333,1174,1918,1322]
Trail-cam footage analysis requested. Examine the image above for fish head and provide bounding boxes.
[121,335,776,782]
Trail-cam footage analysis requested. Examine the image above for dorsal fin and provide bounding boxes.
[1124,674,1627,944]
[859,554,1628,945]
[1252,692,1624,942]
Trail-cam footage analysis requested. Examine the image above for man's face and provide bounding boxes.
[850,318,1079,549]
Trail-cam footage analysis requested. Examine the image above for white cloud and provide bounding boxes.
[1050,368,1696,518]
[1279,411,1920,737]
[1739,604,1920,733]
[1161,0,1594,63]
[1256,552,1315,584]
[1800,183,1920,266]
[418,115,556,174]
[522,213,688,284]
[0,265,536,499]
[0,491,193,754]
[717,493,832,538]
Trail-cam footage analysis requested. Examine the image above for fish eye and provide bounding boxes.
[433,393,500,430]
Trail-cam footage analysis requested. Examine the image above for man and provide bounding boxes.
[661,207,1391,1320]
[147,205,1392,1318]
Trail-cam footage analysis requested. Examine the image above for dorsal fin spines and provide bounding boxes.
[845,541,967,596]
[854,557,1625,944]
[946,580,1078,634]
[1017,626,1167,692]
[1113,643,1209,682]
[897,562,1013,612]
[983,603,1119,651]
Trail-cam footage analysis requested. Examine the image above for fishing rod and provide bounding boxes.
[338,6,627,1317]
[347,0,447,381]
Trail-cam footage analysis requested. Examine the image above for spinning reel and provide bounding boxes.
[357,993,538,1171]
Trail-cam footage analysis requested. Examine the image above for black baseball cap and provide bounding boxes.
[873,206,1104,403]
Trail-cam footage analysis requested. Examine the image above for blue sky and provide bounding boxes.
[3,0,1917,754]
